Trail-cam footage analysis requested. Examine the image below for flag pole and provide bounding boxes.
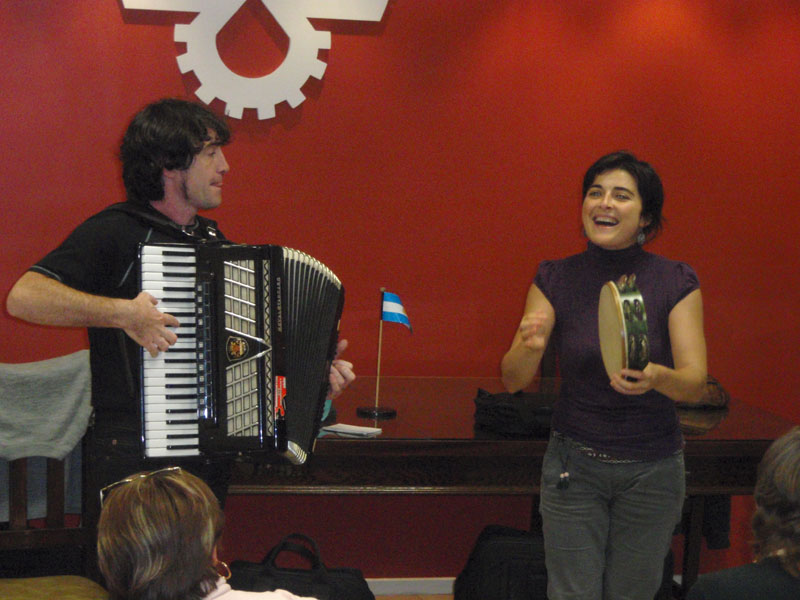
[357,287,397,420]
[375,317,384,410]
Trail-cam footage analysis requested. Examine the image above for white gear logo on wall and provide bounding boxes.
[122,0,389,119]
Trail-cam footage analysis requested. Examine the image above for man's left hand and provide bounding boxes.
[328,338,355,399]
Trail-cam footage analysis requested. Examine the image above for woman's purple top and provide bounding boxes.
[534,242,699,460]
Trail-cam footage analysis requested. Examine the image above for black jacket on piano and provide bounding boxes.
[30,202,228,428]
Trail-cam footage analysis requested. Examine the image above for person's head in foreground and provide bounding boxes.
[98,466,226,600]
[752,426,800,576]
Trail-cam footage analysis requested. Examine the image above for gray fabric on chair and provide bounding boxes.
[0,350,103,597]
[0,349,91,460]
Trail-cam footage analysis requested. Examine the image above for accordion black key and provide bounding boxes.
[139,243,343,464]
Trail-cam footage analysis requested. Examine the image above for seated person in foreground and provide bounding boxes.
[687,426,800,599]
[98,466,316,600]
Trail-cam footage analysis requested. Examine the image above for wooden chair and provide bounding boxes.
[0,453,107,599]
[0,351,107,599]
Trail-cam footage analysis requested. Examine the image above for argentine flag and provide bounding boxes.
[381,291,412,332]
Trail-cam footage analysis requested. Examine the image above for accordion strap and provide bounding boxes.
[105,202,226,243]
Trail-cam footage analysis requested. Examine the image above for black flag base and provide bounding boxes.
[356,406,397,420]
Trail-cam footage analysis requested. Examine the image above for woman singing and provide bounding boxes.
[501,151,707,599]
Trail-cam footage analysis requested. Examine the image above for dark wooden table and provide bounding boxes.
[229,376,795,597]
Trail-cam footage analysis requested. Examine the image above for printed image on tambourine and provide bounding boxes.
[598,274,649,379]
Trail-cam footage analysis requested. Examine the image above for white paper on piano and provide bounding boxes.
[320,423,382,438]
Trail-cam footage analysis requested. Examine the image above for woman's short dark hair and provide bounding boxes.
[751,426,800,576]
[120,98,231,207]
[582,151,665,243]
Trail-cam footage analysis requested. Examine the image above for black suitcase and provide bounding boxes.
[228,533,374,600]
[454,524,547,600]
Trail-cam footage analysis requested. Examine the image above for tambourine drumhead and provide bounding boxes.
[598,277,649,379]
[598,282,626,378]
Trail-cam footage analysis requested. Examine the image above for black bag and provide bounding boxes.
[473,388,554,438]
[228,533,374,600]
[454,525,547,600]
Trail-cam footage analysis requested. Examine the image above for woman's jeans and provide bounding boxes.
[539,433,685,600]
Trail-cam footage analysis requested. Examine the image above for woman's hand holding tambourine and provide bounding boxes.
[609,363,661,395]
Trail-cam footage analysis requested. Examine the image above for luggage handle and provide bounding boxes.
[263,533,327,573]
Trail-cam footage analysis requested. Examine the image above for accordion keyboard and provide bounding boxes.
[140,245,203,458]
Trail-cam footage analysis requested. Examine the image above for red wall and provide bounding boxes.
[2,0,799,578]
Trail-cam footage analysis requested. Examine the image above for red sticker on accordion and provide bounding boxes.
[275,375,287,417]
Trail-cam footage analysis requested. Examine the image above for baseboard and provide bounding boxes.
[365,574,681,596]
[367,577,455,596]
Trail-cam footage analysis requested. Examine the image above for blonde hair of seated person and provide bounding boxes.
[97,467,224,600]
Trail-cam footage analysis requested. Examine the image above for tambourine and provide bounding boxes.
[598,274,649,378]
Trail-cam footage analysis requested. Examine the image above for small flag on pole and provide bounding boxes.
[381,291,412,332]
[357,288,409,420]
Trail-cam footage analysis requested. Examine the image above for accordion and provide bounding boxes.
[139,243,343,464]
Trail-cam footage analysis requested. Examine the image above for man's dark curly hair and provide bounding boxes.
[751,426,800,576]
[120,99,231,207]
